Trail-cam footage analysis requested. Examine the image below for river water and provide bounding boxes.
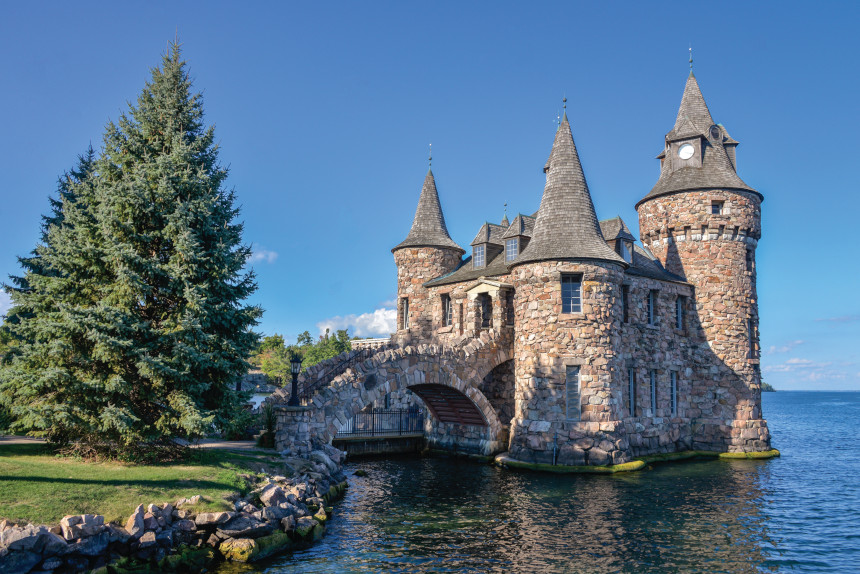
[224,391,860,573]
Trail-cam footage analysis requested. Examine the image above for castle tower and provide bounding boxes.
[392,169,464,343]
[636,71,770,452]
[507,113,630,466]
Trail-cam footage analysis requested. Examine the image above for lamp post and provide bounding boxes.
[287,356,302,406]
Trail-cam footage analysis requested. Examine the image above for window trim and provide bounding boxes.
[473,244,486,269]
[505,237,519,262]
[441,294,452,327]
[561,273,583,314]
[566,365,581,421]
[711,200,724,215]
[401,297,409,330]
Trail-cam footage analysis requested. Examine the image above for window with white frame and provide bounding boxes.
[649,369,657,414]
[648,290,657,325]
[566,366,581,421]
[627,367,636,417]
[473,245,485,268]
[505,238,519,262]
[675,296,685,330]
[401,297,409,330]
[441,294,452,327]
[562,274,582,313]
[670,371,678,416]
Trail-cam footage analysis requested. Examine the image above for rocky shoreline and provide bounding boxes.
[0,445,347,574]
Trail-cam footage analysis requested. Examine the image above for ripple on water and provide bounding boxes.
[218,392,860,574]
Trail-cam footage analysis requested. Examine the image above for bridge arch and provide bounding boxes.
[281,331,513,456]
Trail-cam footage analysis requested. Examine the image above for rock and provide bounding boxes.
[258,483,287,507]
[125,505,145,539]
[216,516,274,540]
[143,513,159,531]
[353,469,368,477]
[137,531,157,549]
[195,512,236,527]
[219,537,256,562]
[189,495,202,505]
[294,516,317,539]
[40,556,64,570]
[146,504,162,518]
[309,450,339,474]
[63,555,91,571]
[174,497,189,508]
[0,549,43,574]
[156,529,173,547]
[259,505,289,522]
[321,444,346,466]
[174,509,192,520]
[0,524,66,555]
[280,516,295,532]
[244,503,259,514]
[219,532,295,563]
[312,506,328,524]
[67,530,109,556]
[588,447,611,466]
[174,520,197,532]
[206,533,220,547]
[105,525,131,544]
[161,504,174,525]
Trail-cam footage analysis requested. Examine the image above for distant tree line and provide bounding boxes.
[250,329,351,387]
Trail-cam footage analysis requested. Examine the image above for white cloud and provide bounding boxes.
[815,314,860,323]
[379,299,397,309]
[763,357,847,383]
[317,307,397,338]
[0,291,11,320]
[766,340,804,355]
[247,245,278,264]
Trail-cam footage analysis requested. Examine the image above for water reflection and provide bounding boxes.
[241,455,775,574]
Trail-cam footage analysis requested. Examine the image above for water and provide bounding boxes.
[224,392,860,573]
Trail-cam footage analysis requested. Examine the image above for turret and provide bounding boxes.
[392,169,464,343]
[506,112,630,466]
[636,70,770,453]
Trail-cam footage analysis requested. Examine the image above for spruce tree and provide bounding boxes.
[0,44,260,455]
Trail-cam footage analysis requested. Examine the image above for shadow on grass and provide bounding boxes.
[0,476,235,489]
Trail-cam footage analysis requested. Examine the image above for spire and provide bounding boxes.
[513,115,625,267]
[501,202,509,227]
[667,73,714,140]
[392,169,464,254]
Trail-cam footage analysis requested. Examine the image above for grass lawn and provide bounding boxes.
[0,443,291,526]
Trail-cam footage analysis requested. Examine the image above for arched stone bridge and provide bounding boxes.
[273,330,514,456]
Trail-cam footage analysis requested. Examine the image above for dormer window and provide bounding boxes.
[505,238,518,262]
[473,244,485,268]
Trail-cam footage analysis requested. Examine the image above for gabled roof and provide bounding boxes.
[424,249,509,287]
[626,244,687,284]
[393,169,464,254]
[638,74,761,208]
[501,213,536,239]
[599,216,636,242]
[511,114,626,268]
[470,222,507,246]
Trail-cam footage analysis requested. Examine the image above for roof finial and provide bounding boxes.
[563,95,567,111]
[689,44,693,74]
[428,143,432,168]
[504,202,508,217]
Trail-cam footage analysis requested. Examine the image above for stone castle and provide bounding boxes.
[387,69,771,465]
[274,68,772,467]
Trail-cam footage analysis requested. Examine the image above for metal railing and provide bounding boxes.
[335,409,424,438]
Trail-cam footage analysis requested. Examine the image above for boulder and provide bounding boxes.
[0,524,67,555]
[174,520,197,532]
[59,514,104,541]
[125,505,145,539]
[146,504,162,518]
[312,506,328,524]
[67,530,110,556]
[280,516,295,533]
[258,483,287,507]
[216,516,274,540]
[321,443,346,466]
[143,513,159,531]
[189,495,202,505]
[219,532,295,563]
[156,529,173,548]
[195,512,236,527]
[161,504,174,525]
[137,531,157,549]
[309,450,339,474]
[219,537,256,562]
[294,516,317,539]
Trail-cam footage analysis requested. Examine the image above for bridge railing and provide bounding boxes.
[335,408,424,438]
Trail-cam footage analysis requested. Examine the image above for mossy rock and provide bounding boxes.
[495,454,645,474]
[219,532,295,563]
[718,448,780,460]
[353,469,368,477]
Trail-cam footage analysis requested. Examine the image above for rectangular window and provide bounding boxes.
[505,290,514,326]
[441,294,452,327]
[649,369,657,414]
[746,249,754,273]
[748,317,757,359]
[473,245,485,268]
[670,371,678,416]
[648,290,657,325]
[675,296,685,330]
[479,293,492,329]
[566,366,581,421]
[561,274,582,313]
[505,238,519,262]
[627,367,636,417]
[711,201,724,215]
[401,297,409,330]
[622,285,630,323]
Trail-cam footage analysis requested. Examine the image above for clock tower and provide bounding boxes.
[636,70,770,453]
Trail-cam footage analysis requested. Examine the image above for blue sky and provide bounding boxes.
[1,2,858,390]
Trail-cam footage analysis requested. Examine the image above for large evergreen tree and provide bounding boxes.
[0,44,260,455]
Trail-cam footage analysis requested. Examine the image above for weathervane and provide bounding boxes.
[689,44,693,71]
[429,143,432,168]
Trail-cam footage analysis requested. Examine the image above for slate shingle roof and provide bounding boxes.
[511,114,626,268]
[470,222,507,246]
[626,244,687,283]
[501,214,536,239]
[637,74,761,208]
[599,216,636,242]
[424,250,509,287]
[393,169,465,254]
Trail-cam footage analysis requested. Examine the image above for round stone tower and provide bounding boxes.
[507,114,631,466]
[392,169,464,344]
[636,71,770,452]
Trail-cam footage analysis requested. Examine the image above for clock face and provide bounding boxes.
[678,143,695,160]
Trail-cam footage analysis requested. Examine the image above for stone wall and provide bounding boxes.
[393,247,462,345]
[637,189,769,452]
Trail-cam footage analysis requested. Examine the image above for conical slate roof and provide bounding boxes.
[666,73,714,141]
[638,74,761,208]
[393,170,464,254]
[511,115,626,268]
